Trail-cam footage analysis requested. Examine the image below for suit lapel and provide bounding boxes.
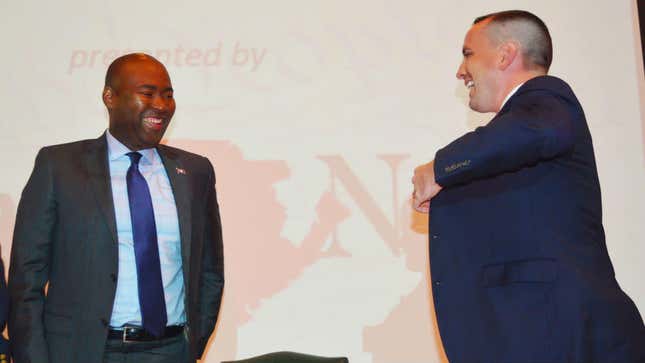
[83,134,118,244]
[158,145,192,281]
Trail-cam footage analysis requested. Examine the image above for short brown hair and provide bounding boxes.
[475,10,552,71]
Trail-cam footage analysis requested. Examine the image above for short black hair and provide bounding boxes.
[104,53,159,89]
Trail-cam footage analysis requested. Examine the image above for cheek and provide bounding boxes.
[132,98,147,112]
[126,93,147,109]
[463,61,478,79]
[474,62,488,77]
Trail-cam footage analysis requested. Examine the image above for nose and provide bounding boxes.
[456,59,466,80]
[152,94,170,111]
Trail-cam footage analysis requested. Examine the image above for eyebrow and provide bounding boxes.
[138,84,174,92]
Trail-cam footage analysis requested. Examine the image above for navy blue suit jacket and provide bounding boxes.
[430,76,645,363]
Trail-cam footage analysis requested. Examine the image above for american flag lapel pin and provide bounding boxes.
[176,167,187,175]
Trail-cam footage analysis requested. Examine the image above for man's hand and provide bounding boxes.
[412,160,442,213]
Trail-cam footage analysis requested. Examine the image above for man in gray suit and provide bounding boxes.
[9,53,224,363]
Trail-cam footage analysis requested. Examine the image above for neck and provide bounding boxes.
[496,69,546,111]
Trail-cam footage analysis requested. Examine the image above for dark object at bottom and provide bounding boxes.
[221,351,349,363]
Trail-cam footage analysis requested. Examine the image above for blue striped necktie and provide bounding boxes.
[126,151,167,337]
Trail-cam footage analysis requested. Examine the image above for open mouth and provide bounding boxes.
[143,116,165,131]
[466,80,474,89]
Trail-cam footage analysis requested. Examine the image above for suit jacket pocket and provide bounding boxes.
[480,258,558,359]
[480,258,557,287]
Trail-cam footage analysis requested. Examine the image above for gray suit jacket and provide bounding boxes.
[9,134,224,363]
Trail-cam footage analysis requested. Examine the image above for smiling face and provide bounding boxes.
[104,55,175,150]
[456,20,505,113]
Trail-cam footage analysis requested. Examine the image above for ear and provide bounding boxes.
[102,86,115,109]
[498,41,519,71]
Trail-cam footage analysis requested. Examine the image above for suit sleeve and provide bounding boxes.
[434,91,575,187]
[9,149,54,363]
[197,157,224,357]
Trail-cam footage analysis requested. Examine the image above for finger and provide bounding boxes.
[412,194,421,209]
[413,188,426,203]
[412,192,429,210]
[414,204,429,214]
[412,191,420,206]
[423,201,430,212]
[415,200,430,214]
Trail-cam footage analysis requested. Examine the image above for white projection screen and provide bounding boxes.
[1,1,644,362]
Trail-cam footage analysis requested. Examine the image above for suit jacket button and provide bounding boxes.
[110,273,117,282]
[100,318,108,327]
[434,280,441,286]
[432,234,439,239]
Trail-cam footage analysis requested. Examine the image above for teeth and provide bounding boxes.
[144,117,162,124]
[466,80,474,89]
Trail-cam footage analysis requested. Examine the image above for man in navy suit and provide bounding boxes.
[413,10,645,363]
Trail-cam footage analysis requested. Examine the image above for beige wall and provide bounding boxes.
[1,1,643,362]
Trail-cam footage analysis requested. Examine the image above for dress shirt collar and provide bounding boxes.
[105,129,157,166]
[499,82,525,112]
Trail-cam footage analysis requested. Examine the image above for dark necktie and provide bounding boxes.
[126,151,167,337]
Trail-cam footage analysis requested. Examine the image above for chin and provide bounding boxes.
[148,139,163,147]
[469,99,492,113]
[137,138,161,149]
[139,131,165,145]
[468,101,482,112]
